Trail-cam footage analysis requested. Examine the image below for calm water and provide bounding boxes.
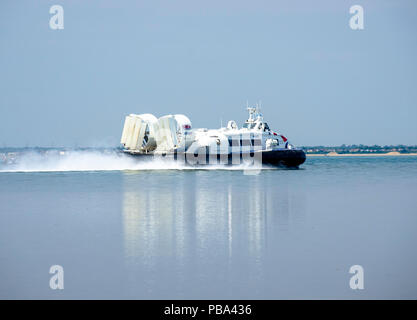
[0,150,417,299]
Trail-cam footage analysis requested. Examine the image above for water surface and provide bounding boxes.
[0,151,416,299]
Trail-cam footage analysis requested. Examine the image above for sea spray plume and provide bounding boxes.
[0,148,266,173]
[0,149,181,172]
[0,149,131,172]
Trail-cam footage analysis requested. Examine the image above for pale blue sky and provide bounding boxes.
[0,0,416,147]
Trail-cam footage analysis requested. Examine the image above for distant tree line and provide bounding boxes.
[301,145,417,154]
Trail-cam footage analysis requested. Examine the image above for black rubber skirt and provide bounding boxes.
[125,148,306,168]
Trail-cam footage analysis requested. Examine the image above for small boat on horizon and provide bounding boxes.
[120,106,306,168]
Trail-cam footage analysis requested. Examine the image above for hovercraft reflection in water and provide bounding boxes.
[120,106,306,168]
[121,170,307,296]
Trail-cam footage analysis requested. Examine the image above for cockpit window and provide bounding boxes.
[264,123,270,131]
[243,122,256,129]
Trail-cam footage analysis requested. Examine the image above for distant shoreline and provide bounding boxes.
[307,151,417,157]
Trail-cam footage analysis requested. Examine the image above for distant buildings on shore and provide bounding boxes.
[302,145,417,154]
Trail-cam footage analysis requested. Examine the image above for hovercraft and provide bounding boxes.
[120,106,305,168]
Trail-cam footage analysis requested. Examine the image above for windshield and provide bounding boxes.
[243,122,256,129]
